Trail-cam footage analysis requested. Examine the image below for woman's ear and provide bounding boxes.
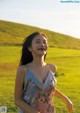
[28,47,32,52]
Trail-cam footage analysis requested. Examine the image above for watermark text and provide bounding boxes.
[60,0,80,3]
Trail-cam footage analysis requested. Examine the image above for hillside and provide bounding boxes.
[0,20,80,49]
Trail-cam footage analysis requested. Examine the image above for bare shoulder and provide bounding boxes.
[16,65,27,79]
[48,64,57,73]
[17,65,27,73]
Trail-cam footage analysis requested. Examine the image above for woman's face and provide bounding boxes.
[29,35,48,56]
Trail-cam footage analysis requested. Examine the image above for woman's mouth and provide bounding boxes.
[38,48,46,51]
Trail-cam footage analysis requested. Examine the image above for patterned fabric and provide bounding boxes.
[19,69,57,113]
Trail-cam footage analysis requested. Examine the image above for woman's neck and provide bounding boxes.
[32,56,46,68]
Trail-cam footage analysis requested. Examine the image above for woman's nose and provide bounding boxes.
[40,42,45,46]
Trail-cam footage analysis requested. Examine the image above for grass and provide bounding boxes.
[0,20,80,49]
[0,46,80,113]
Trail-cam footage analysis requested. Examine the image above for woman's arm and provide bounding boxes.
[54,89,73,113]
[14,66,39,113]
[49,64,73,112]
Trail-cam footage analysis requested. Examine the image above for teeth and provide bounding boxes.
[38,48,45,50]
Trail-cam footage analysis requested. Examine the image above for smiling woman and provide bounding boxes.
[20,32,48,65]
[14,31,73,113]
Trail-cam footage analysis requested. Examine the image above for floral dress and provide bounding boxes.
[19,69,57,113]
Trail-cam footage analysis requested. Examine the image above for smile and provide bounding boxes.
[38,48,46,51]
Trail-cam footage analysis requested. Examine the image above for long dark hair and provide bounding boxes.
[20,31,47,65]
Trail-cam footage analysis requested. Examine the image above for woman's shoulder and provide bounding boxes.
[15,65,28,86]
[17,65,27,76]
[47,63,57,73]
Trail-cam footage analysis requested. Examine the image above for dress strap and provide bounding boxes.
[23,69,29,92]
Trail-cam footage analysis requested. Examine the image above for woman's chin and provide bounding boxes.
[38,51,47,56]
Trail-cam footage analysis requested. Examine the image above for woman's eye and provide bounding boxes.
[36,41,40,43]
[43,41,46,44]
[35,40,47,44]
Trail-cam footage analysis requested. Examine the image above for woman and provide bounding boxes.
[14,32,73,113]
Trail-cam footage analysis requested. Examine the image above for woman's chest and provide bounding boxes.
[29,68,49,84]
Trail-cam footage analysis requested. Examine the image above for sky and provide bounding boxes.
[0,0,80,38]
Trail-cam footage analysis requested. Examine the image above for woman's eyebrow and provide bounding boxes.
[36,39,40,41]
[36,38,47,41]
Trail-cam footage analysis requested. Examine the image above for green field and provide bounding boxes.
[0,46,80,113]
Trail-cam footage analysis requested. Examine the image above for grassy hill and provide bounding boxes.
[0,20,80,49]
